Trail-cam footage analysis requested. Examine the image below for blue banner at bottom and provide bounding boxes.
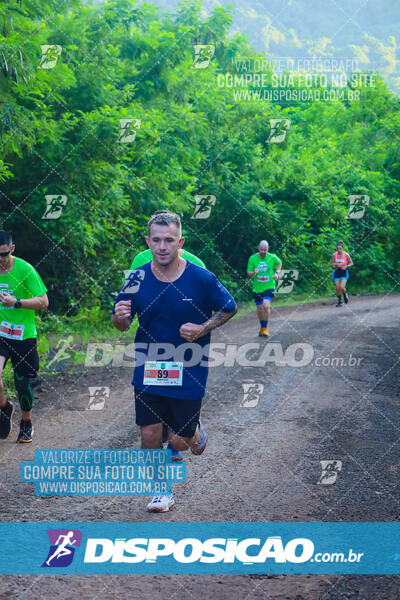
[0,522,399,574]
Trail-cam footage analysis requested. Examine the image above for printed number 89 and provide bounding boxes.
[157,370,168,378]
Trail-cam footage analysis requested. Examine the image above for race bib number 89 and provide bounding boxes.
[143,361,183,386]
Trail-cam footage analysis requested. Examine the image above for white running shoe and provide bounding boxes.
[146,494,175,513]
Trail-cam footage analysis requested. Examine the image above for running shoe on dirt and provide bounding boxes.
[147,494,175,513]
[17,420,34,443]
[0,401,14,439]
[343,292,349,304]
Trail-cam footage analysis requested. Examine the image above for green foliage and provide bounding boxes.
[0,0,399,322]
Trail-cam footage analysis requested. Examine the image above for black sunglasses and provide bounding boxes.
[0,250,11,257]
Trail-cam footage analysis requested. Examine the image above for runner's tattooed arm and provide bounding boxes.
[201,307,237,335]
[179,307,237,342]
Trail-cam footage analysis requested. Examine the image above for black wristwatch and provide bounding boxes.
[14,299,22,309]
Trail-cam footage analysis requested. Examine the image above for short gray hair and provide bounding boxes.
[148,211,181,235]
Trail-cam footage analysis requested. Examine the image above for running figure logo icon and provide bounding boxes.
[87,386,110,410]
[317,460,342,485]
[43,195,67,220]
[191,45,215,69]
[46,334,81,372]
[267,119,291,144]
[120,269,145,294]
[42,529,82,568]
[38,45,62,69]
[118,119,141,143]
[240,383,264,407]
[191,195,216,219]
[347,195,369,219]
[276,270,299,294]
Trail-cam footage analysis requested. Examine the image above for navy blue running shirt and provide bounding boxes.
[113,261,236,400]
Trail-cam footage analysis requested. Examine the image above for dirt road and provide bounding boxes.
[0,295,399,599]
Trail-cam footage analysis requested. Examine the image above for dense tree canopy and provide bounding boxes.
[1,0,399,314]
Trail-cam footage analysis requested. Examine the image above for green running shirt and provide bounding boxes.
[247,252,282,292]
[0,257,47,340]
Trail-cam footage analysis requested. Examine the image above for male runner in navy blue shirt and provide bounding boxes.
[112,211,237,512]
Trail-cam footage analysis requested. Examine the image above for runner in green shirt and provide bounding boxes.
[0,231,48,443]
[247,240,282,337]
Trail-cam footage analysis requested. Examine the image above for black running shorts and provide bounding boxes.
[332,268,348,281]
[253,289,275,305]
[134,388,202,438]
[0,337,39,377]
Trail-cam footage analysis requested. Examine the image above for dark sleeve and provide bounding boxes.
[206,272,237,313]
[112,268,146,316]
